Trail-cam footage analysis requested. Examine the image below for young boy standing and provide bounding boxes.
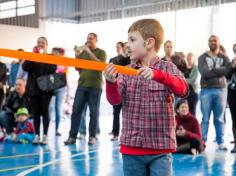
[104,19,188,176]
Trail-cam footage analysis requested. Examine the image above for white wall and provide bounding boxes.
[0,20,46,63]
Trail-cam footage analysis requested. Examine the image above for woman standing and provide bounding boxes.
[184,53,199,115]
[23,37,56,145]
[228,44,236,153]
[50,47,68,136]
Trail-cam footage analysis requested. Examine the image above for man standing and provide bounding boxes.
[65,33,106,145]
[198,35,231,150]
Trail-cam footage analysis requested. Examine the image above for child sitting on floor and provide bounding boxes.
[5,107,35,144]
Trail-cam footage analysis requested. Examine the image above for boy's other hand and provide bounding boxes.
[137,67,153,80]
[104,63,118,83]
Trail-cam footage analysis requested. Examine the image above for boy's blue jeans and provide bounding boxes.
[200,88,227,144]
[122,154,172,176]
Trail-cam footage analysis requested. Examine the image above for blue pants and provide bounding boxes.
[200,88,227,144]
[5,133,35,143]
[122,154,172,176]
[78,103,100,135]
[69,87,102,138]
[50,87,65,131]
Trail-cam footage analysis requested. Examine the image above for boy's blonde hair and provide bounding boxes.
[128,19,164,52]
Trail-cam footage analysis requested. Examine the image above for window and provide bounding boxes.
[17,0,35,8]
[0,0,35,19]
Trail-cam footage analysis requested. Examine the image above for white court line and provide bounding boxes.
[16,146,119,176]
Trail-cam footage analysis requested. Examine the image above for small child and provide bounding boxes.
[5,107,35,144]
[175,99,204,155]
[104,19,188,176]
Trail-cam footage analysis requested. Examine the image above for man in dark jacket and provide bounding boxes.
[198,35,232,150]
[0,78,31,134]
[0,61,7,108]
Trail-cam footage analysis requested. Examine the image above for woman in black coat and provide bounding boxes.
[228,44,236,153]
[23,37,56,145]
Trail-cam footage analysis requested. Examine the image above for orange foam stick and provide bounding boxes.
[0,49,138,76]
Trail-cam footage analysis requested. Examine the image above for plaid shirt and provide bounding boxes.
[106,57,188,150]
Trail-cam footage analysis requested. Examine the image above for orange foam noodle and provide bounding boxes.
[0,49,137,76]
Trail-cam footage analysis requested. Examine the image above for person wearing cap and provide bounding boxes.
[4,107,35,144]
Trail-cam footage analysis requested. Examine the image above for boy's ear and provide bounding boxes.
[145,37,155,50]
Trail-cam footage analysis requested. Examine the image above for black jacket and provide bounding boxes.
[22,61,56,96]
[0,62,7,85]
[3,91,31,116]
[198,52,232,88]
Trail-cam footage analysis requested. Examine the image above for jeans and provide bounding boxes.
[69,87,102,138]
[78,103,100,135]
[122,154,172,176]
[200,88,227,144]
[0,111,13,134]
[78,104,87,135]
[49,87,65,131]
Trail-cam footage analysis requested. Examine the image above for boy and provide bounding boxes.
[5,107,35,144]
[104,19,188,176]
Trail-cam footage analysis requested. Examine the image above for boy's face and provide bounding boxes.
[127,31,147,62]
[16,115,28,122]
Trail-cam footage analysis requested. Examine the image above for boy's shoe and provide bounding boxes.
[218,143,228,150]
[88,137,96,145]
[78,133,86,140]
[33,135,40,144]
[64,137,76,145]
[41,135,48,145]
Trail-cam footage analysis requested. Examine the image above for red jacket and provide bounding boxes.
[175,113,204,146]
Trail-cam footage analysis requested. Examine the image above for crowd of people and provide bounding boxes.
[0,18,236,176]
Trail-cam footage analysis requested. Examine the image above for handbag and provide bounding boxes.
[228,73,236,92]
[36,73,67,92]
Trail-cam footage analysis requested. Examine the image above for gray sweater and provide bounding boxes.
[198,52,232,88]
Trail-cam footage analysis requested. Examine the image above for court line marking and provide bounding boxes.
[0,154,120,173]
[0,148,80,159]
[16,147,119,176]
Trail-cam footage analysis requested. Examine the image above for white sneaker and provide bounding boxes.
[218,143,228,150]
[41,135,48,145]
[33,135,40,144]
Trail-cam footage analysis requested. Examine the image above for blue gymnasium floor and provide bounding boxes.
[0,107,236,176]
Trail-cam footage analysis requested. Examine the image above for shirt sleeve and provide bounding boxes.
[106,81,122,105]
[153,69,188,97]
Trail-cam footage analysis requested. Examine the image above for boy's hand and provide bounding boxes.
[104,63,118,83]
[137,67,153,80]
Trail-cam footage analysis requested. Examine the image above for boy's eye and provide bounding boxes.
[129,38,135,42]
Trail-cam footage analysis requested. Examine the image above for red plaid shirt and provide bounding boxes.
[106,57,188,151]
